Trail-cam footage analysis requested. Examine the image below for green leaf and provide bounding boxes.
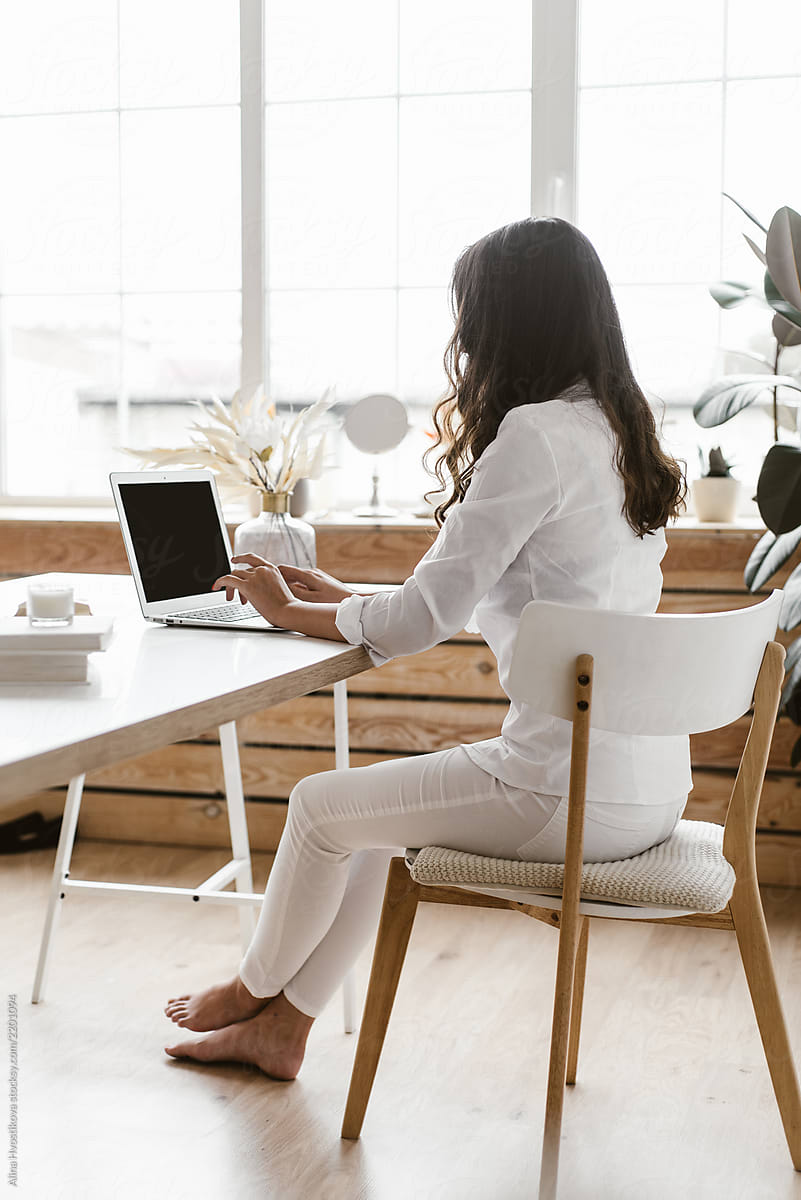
[781,636,801,710]
[782,580,801,633]
[773,312,801,347]
[757,443,801,536]
[708,280,754,309]
[258,445,273,462]
[723,192,768,234]
[766,206,801,312]
[765,271,801,329]
[744,528,801,591]
[743,233,767,266]
[694,374,801,427]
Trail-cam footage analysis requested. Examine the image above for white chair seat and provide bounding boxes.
[405,819,735,919]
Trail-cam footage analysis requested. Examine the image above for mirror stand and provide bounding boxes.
[353,460,398,519]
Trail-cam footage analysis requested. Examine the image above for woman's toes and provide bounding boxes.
[164,1041,193,1059]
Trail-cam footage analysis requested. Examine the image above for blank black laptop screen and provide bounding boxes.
[118,481,230,603]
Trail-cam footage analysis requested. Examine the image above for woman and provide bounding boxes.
[164,217,691,1079]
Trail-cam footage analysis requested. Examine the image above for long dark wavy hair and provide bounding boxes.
[425,217,686,536]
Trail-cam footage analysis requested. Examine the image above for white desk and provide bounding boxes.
[0,574,371,1019]
[0,574,369,798]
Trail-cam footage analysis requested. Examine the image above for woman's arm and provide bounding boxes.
[334,415,562,665]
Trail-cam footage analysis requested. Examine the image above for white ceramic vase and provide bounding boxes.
[691,476,740,523]
[234,492,316,567]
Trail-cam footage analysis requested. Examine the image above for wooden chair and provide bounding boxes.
[340,591,801,1198]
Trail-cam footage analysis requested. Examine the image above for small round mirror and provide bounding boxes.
[344,393,409,455]
[344,394,409,518]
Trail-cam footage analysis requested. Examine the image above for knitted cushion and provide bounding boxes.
[407,820,735,914]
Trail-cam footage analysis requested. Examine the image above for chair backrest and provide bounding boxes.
[507,591,783,736]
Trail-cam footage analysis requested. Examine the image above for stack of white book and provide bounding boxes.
[0,617,115,684]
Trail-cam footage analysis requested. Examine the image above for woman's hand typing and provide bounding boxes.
[275,564,354,605]
[212,553,347,642]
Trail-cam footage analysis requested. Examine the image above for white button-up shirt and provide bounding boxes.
[335,383,693,805]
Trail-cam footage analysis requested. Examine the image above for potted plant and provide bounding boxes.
[126,386,335,568]
[694,199,801,761]
[691,447,739,522]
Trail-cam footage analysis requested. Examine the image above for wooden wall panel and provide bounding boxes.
[685,769,801,832]
[86,743,400,799]
[346,642,504,699]
[21,788,288,851]
[690,716,797,773]
[196,694,506,754]
[660,527,801,592]
[315,525,433,583]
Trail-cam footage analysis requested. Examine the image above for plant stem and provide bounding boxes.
[773,340,781,443]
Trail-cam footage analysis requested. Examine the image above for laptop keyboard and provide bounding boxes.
[176,602,262,622]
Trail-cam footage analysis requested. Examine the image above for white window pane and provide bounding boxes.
[123,293,241,408]
[398,288,452,406]
[578,84,722,284]
[268,101,396,289]
[727,0,801,78]
[613,285,720,402]
[2,295,121,496]
[121,109,241,292]
[266,0,396,102]
[579,0,723,87]
[120,0,239,108]
[0,114,119,293]
[269,290,396,402]
[398,93,530,288]
[724,79,801,282]
[400,0,531,93]
[0,0,117,115]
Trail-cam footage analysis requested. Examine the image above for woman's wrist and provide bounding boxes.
[274,599,346,642]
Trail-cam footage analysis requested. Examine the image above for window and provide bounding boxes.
[0,1,241,498]
[1,1,799,501]
[575,0,801,483]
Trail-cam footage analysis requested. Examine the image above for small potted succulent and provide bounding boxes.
[691,446,739,522]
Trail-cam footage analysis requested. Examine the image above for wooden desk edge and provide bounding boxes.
[0,644,371,800]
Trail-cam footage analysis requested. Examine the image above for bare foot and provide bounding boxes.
[164,992,314,1080]
[164,974,272,1032]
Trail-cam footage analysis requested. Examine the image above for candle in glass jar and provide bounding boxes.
[27,581,75,626]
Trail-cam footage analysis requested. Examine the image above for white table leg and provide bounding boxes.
[32,773,85,1004]
[219,721,257,952]
[334,681,358,1034]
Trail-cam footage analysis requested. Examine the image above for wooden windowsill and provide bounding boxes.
[0,503,767,533]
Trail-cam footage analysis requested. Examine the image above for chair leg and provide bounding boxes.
[566,917,589,1087]
[729,877,801,1169]
[539,910,583,1200]
[341,857,420,1140]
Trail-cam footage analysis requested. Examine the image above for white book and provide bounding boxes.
[0,616,113,652]
[0,652,89,683]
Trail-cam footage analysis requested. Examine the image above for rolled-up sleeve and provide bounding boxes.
[334,413,561,666]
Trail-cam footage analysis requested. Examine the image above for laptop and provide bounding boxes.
[110,469,283,631]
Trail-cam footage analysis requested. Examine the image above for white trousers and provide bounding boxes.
[238,746,687,1018]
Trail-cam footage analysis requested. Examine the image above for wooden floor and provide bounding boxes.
[5,841,801,1200]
